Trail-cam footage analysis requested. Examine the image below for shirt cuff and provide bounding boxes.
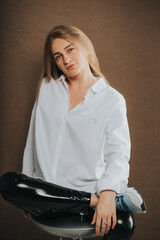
[94,178,128,197]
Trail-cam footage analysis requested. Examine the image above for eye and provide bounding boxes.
[68,48,74,53]
[55,55,61,61]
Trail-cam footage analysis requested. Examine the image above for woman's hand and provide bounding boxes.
[91,190,117,237]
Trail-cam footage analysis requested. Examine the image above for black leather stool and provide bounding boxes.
[30,210,135,240]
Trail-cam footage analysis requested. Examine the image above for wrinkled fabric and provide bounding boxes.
[22,74,131,195]
[0,172,91,216]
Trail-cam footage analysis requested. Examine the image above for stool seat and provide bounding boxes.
[31,212,96,239]
[31,211,135,239]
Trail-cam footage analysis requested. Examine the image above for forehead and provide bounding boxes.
[51,38,74,53]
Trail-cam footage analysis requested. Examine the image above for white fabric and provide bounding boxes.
[22,74,131,195]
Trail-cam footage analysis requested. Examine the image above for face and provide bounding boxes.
[51,38,89,78]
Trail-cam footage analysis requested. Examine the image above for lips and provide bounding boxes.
[67,64,75,70]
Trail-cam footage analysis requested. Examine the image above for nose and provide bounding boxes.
[63,54,71,65]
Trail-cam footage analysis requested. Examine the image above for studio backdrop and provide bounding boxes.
[0,1,159,240]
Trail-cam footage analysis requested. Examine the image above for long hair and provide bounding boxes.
[36,25,109,98]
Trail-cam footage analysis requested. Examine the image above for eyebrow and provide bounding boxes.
[52,44,74,57]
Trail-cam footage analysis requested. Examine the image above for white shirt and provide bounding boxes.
[22,74,131,195]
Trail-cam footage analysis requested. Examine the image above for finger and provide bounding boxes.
[95,216,101,236]
[112,214,117,229]
[91,212,96,225]
[105,217,111,235]
[101,218,107,237]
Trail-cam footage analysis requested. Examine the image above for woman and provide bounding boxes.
[0,25,146,238]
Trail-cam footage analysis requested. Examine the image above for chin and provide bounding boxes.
[66,71,81,78]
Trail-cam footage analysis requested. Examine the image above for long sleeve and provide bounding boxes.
[94,94,131,195]
[21,75,131,194]
[22,101,37,176]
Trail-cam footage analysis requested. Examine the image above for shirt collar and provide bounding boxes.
[56,74,66,83]
[56,74,107,94]
[90,76,107,93]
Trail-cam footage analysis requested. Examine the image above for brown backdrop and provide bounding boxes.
[0,0,159,239]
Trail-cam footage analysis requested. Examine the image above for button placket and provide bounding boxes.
[52,116,66,182]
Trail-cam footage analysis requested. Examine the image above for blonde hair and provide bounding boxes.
[36,25,109,97]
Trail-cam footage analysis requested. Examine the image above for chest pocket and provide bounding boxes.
[76,112,98,124]
[66,111,99,148]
